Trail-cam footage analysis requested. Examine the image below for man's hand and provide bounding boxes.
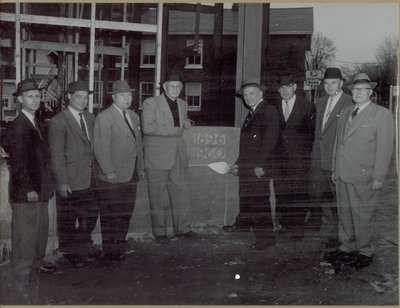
[27,191,39,202]
[106,173,118,184]
[58,184,72,198]
[372,179,383,190]
[183,119,194,129]
[229,164,239,176]
[331,173,337,185]
[254,167,265,178]
[138,170,146,181]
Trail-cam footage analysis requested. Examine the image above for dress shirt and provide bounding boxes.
[68,106,90,140]
[165,94,180,127]
[113,104,133,128]
[281,95,296,121]
[21,109,36,128]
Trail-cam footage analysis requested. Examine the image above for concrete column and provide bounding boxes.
[234,3,269,127]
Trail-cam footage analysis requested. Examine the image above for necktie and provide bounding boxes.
[351,107,359,119]
[243,111,253,128]
[284,100,290,122]
[79,113,90,142]
[322,96,334,130]
[33,118,43,140]
[123,110,136,141]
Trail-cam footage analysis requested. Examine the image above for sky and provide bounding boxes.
[270,2,399,66]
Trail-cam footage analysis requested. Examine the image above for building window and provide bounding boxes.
[140,40,156,68]
[139,81,154,108]
[185,39,203,69]
[185,82,201,111]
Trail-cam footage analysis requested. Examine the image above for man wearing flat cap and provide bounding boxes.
[274,77,315,236]
[8,79,55,303]
[48,81,99,267]
[142,73,196,241]
[309,67,353,250]
[229,81,280,250]
[327,73,394,270]
[94,80,144,263]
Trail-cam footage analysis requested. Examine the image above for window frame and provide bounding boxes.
[185,82,202,112]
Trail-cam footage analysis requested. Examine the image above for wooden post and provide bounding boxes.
[88,2,95,113]
[234,3,269,127]
[121,3,127,80]
[154,3,164,96]
[15,1,21,86]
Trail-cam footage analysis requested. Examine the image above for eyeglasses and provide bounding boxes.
[352,88,371,92]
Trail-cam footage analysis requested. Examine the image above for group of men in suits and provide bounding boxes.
[229,67,394,273]
[6,74,196,303]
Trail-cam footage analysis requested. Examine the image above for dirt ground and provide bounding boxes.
[1,174,398,305]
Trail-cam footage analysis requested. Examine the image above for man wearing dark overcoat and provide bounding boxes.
[230,81,281,250]
[274,77,315,235]
[8,79,55,304]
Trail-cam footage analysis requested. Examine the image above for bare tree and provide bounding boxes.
[376,36,399,85]
[306,32,337,70]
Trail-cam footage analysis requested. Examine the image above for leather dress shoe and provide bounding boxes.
[64,253,86,268]
[175,231,198,238]
[39,262,57,273]
[154,235,170,244]
[354,254,373,270]
[323,250,357,266]
[250,240,275,250]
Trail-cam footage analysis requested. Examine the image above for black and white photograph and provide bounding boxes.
[0,1,398,305]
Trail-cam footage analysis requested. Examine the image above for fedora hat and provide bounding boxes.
[351,73,377,89]
[110,80,135,95]
[67,80,93,94]
[323,67,345,80]
[162,73,184,84]
[279,76,296,87]
[14,79,42,96]
[236,80,266,97]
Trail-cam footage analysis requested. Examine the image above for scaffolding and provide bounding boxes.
[0,2,163,112]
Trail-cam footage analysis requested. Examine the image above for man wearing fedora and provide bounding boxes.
[142,73,196,241]
[48,81,99,267]
[327,73,394,270]
[93,80,144,263]
[229,81,280,250]
[8,79,55,303]
[309,67,353,250]
[273,77,315,236]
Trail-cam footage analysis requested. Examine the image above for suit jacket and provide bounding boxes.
[48,108,95,191]
[236,101,280,178]
[275,95,315,166]
[310,92,353,174]
[94,105,144,183]
[142,93,189,170]
[333,103,394,184]
[8,112,54,203]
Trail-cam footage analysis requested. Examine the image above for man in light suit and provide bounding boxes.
[309,67,353,250]
[48,81,98,267]
[94,80,144,263]
[327,73,394,270]
[274,77,315,235]
[142,73,196,241]
[8,79,55,303]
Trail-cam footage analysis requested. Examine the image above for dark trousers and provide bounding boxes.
[11,201,49,304]
[98,181,137,254]
[56,188,99,255]
[310,169,337,240]
[236,175,274,243]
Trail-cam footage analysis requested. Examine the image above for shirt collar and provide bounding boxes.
[21,109,36,126]
[250,99,263,112]
[68,105,83,118]
[282,94,296,105]
[112,103,125,116]
[355,100,371,113]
